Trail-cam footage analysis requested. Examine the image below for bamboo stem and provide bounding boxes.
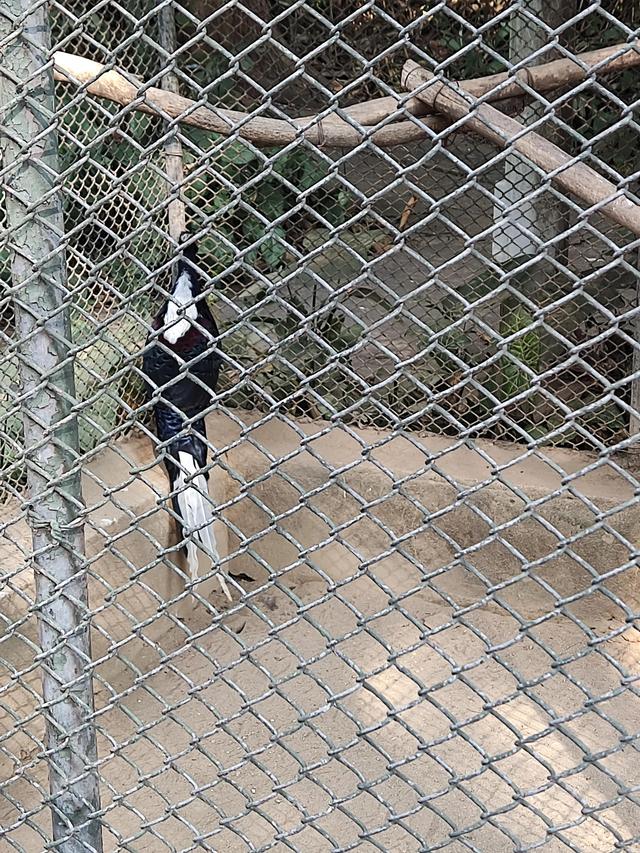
[157,0,186,239]
[0,2,103,850]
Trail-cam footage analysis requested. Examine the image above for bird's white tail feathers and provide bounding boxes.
[175,451,231,601]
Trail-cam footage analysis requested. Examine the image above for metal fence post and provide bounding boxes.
[0,1,103,850]
[630,249,640,442]
[491,0,575,273]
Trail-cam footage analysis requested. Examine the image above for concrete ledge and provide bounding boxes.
[1,410,638,640]
[211,410,640,626]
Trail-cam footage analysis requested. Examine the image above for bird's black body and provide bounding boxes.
[143,235,227,593]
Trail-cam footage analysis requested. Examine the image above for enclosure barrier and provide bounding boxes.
[0,0,102,849]
[1,0,640,850]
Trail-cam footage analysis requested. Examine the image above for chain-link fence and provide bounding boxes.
[1,0,640,850]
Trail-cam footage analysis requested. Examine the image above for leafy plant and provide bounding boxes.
[182,133,354,276]
[9,0,631,465]
[500,305,540,401]
[436,22,510,79]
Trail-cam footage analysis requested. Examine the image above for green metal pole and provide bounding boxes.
[0,1,103,850]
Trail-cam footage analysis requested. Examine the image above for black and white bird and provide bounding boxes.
[143,233,230,600]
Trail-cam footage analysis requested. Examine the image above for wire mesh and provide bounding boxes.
[1,0,640,850]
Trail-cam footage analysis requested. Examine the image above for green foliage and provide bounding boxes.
[500,306,540,401]
[0,357,24,490]
[2,0,630,469]
[0,244,10,285]
[183,134,354,275]
[568,70,639,172]
[0,313,146,492]
[437,22,510,79]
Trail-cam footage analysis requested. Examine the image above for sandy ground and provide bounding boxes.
[2,551,640,851]
[1,417,640,852]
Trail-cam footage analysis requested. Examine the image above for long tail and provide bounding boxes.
[174,450,231,601]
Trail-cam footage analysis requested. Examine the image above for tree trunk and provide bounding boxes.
[492,0,576,431]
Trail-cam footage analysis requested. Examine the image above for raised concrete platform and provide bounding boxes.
[2,408,638,636]
[2,412,639,851]
[211,409,640,626]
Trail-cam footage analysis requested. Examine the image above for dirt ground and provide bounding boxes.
[2,577,640,852]
[1,419,640,852]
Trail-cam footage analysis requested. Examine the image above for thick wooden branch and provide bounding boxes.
[52,53,433,149]
[327,40,640,131]
[52,40,640,150]
[403,41,640,109]
[400,65,640,237]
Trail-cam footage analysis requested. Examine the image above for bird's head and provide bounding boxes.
[178,231,199,267]
[171,231,202,294]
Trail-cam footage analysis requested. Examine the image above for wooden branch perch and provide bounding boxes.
[400,64,640,237]
[403,41,640,109]
[52,53,430,149]
[52,40,640,150]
